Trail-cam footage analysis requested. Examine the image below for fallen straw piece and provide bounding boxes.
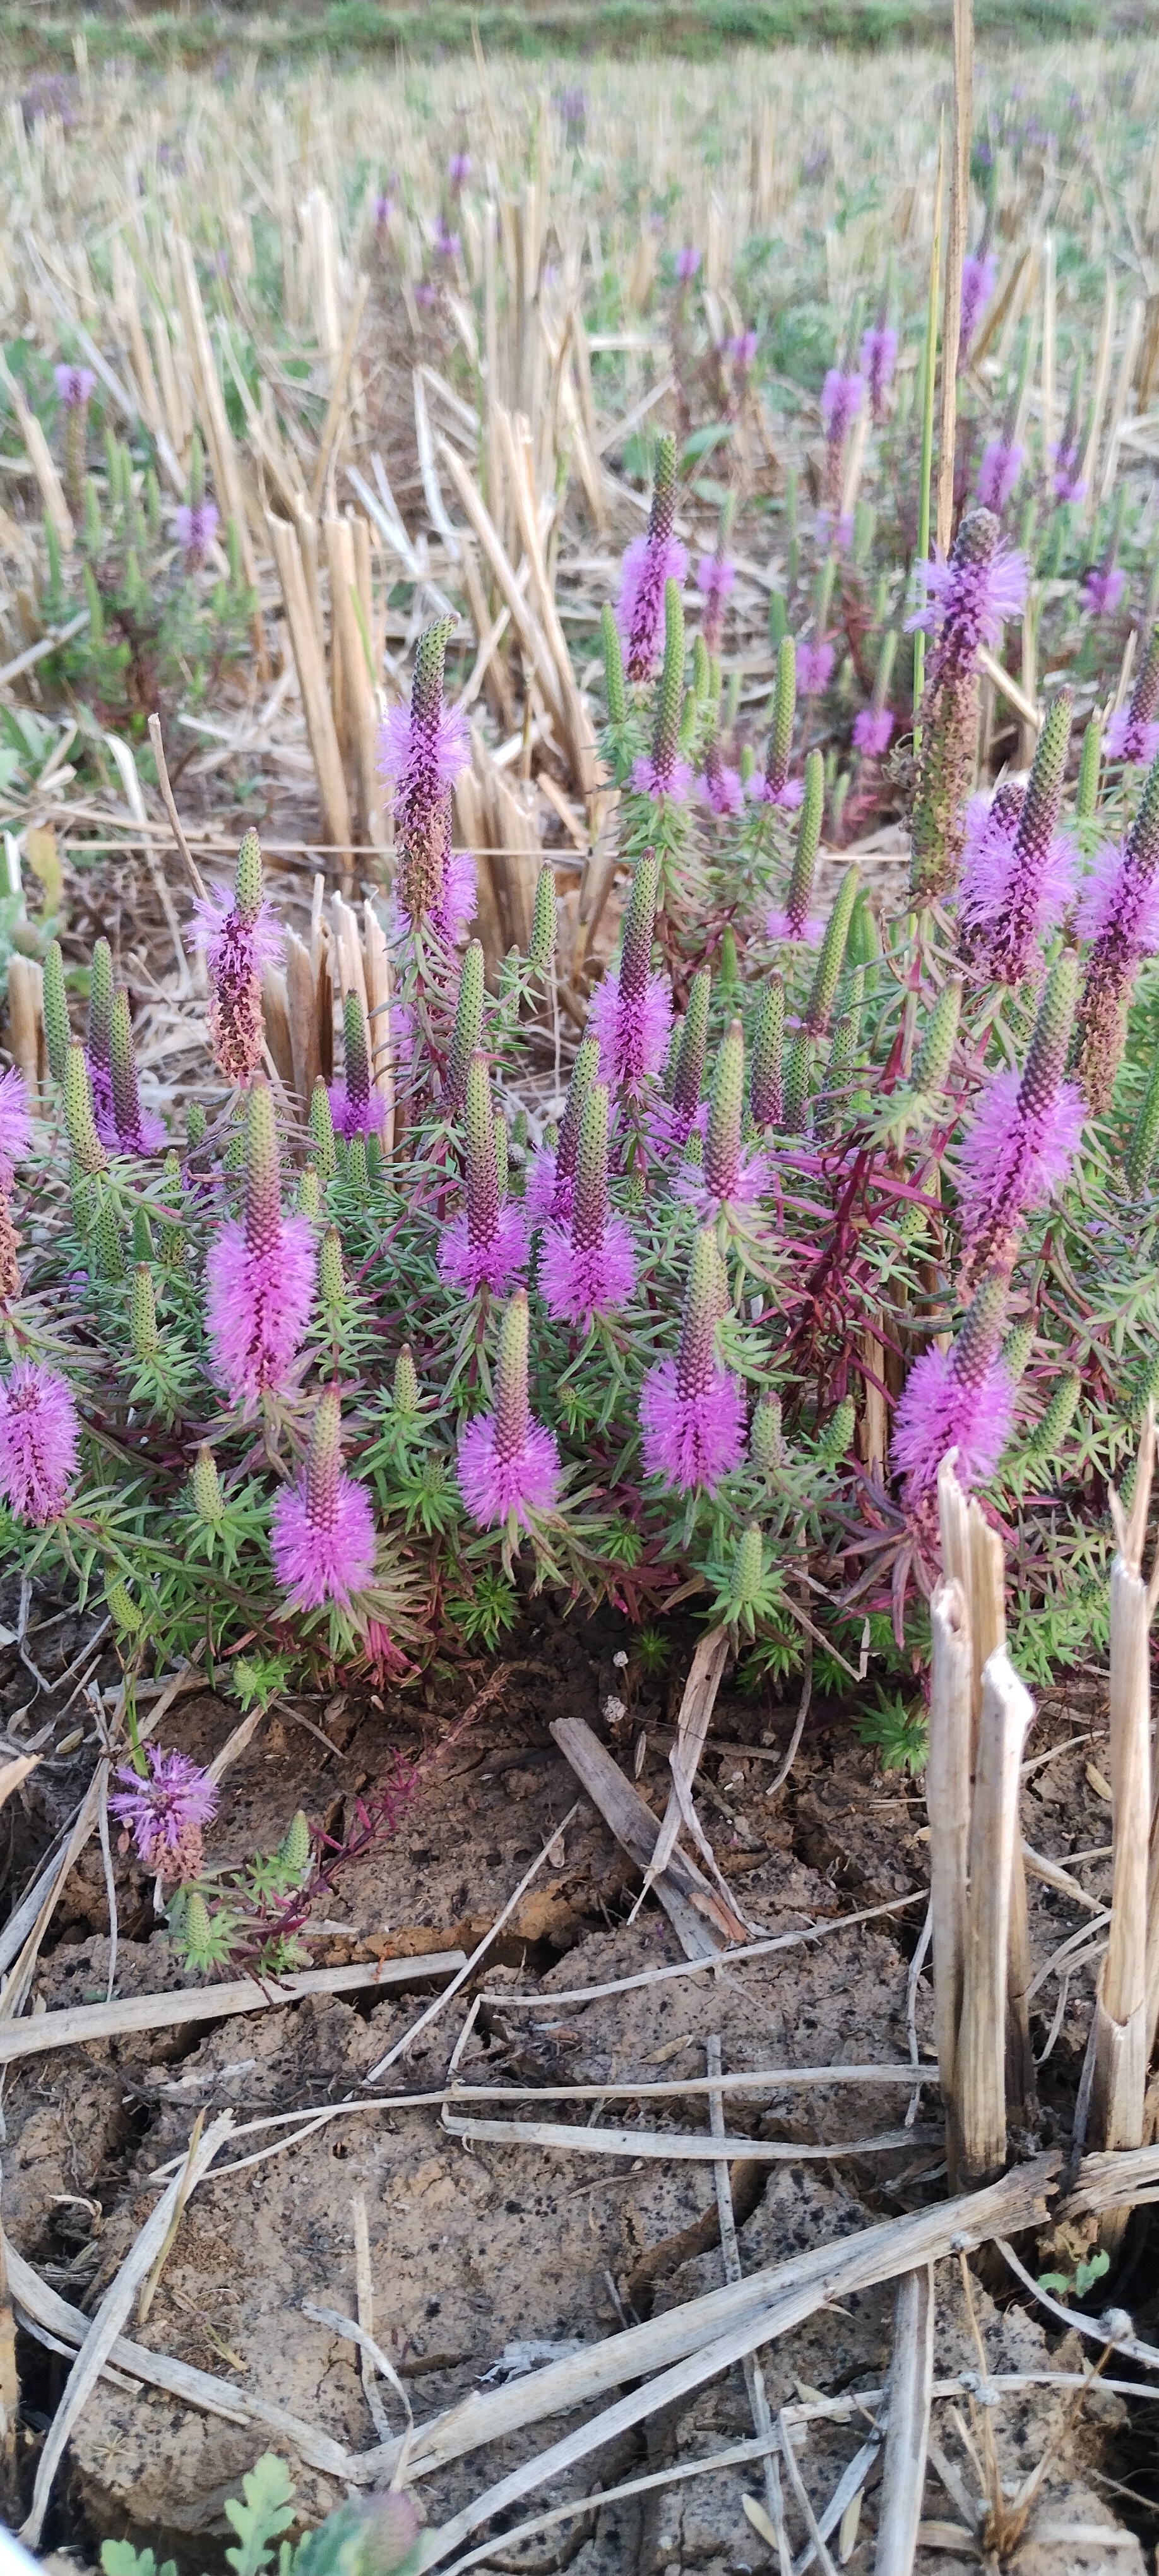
[439,2111,942,2162]
[0,1953,467,2070]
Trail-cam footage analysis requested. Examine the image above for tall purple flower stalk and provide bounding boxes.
[958,951,1083,1283]
[525,1032,598,1224]
[0,1361,79,1525]
[540,1083,635,1325]
[970,688,1075,985]
[271,1386,377,1611]
[860,322,898,423]
[439,1050,526,1294]
[457,1289,561,1529]
[893,1270,1014,1508]
[109,987,165,1154]
[191,828,282,1088]
[615,435,687,684]
[908,507,1028,901]
[699,735,743,815]
[379,617,472,931]
[205,1077,316,1409]
[676,1019,768,1220]
[174,498,219,569]
[632,580,692,804]
[1105,628,1159,768]
[1076,747,1159,1109]
[110,1746,218,1883]
[958,250,997,367]
[639,1227,744,1494]
[821,367,864,508]
[589,849,672,1090]
[976,436,1024,515]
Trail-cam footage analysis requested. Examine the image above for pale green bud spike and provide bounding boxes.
[82,558,104,643]
[64,1040,107,1174]
[1127,1048,1159,1195]
[95,1193,124,1279]
[309,1076,336,1181]
[42,939,69,1084]
[528,869,556,973]
[816,1395,855,1465]
[768,635,797,787]
[786,748,824,926]
[1026,1371,1081,1460]
[182,1892,215,1965]
[297,1162,321,1219]
[347,1131,369,1194]
[319,1225,345,1311]
[1077,712,1102,821]
[446,938,486,1111]
[804,866,860,1039]
[129,1261,158,1359]
[393,1344,420,1414]
[191,1445,224,1524]
[601,602,627,727]
[730,1523,765,1615]
[131,1207,153,1264]
[106,1578,141,1637]
[278,1810,312,1885]
[739,742,755,784]
[847,890,882,973]
[1002,1318,1035,1383]
[234,827,263,919]
[494,1111,508,1203]
[187,1102,206,1150]
[912,976,962,1097]
[751,1393,783,1474]
[782,1030,812,1133]
[692,632,711,703]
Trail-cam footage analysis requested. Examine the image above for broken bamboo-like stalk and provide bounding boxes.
[323,513,387,859]
[5,955,45,1098]
[268,510,354,873]
[927,1575,970,2182]
[958,1649,1035,2185]
[872,2263,934,2576]
[1090,1410,1156,2233]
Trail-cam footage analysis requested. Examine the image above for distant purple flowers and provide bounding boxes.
[111,1746,218,1883]
[54,364,95,408]
[796,640,835,696]
[0,1068,30,1192]
[0,1362,78,1525]
[853,707,894,758]
[821,369,864,446]
[976,439,1024,515]
[174,499,219,568]
[1083,566,1126,620]
[860,324,897,421]
[1052,439,1085,504]
[675,246,702,283]
[958,251,997,364]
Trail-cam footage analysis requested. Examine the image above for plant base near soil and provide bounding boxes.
[1,0,1155,73]
[3,1577,1153,2571]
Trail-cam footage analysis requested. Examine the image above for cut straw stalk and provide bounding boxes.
[936,0,972,557]
[927,1577,970,2176]
[323,514,387,857]
[1090,1418,1155,2217]
[958,1650,1035,2186]
[872,2265,934,2576]
[268,510,354,869]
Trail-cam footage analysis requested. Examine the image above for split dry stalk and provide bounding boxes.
[1090,1411,1156,2233]
[927,1576,970,2180]
[872,2264,934,2576]
[958,1650,1035,2185]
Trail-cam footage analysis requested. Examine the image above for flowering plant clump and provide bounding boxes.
[8,338,1159,1974]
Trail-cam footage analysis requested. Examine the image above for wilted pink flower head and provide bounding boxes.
[958,251,997,364]
[271,1385,377,1612]
[0,1363,78,1524]
[439,1050,526,1295]
[1105,629,1159,768]
[860,323,898,422]
[540,1083,636,1325]
[1076,750,1159,1107]
[329,990,387,1141]
[54,364,95,408]
[379,618,470,928]
[981,688,1076,986]
[174,498,219,569]
[110,1745,218,1883]
[796,639,835,698]
[975,438,1024,515]
[0,1066,30,1193]
[853,705,895,758]
[675,245,702,283]
[458,1289,561,1529]
[190,829,282,1088]
[1083,564,1126,620]
[206,1077,316,1410]
[893,1270,1014,1508]
[589,849,672,1090]
[639,1227,744,1494]
[908,510,1028,668]
[616,435,687,684]
[958,952,1083,1281]
[699,736,744,815]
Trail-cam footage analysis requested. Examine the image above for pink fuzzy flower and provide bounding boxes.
[0,1362,79,1524]
[110,1746,218,1881]
[540,1214,636,1325]
[697,555,735,605]
[1083,566,1126,619]
[639,1355,745,1494]
[456,1288,560,1529]
[206,1215,316,1408]
[174,499,220,568]
[860,323,898,420]
[271,1387,377,1611]
[1105,707,1159,768]
[615,531,688,681]
[795,641,835,696]
[747,772,804,810]
[631,752,694,806]
[0,1066,30,1193]
[908,540,1028,657]
[674,1145,769,1222]
[853,707,895,758]
[893,1342,1013,1504]
[766,903,824,947]
[588,963,672,1088]
[439,1197,526,1294]
[1078,837,1159,953]
[525,1145,567,1224]
[698,745,744,815]
[1052,439,1085,504]
[190,880,282,1090]
[675,246,701,283]
[328,1082,388,1141]
[54,364,96,408]
[821,368,864,445]
[379,697,470,797]
[958,1066,1084,1244]
[976,439,1024,514]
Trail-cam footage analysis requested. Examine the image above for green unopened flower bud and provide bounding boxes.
[782,1029,811,1133]
[83,483,102,558]
[310,1076,336,1181]
[848,890,882,973]
[347,1131,369,1195]
[804,865,860,1039]
[751,1393,783,1474]
[739,741,755,785]
[234,826,263,921]
[719,926,740,996]
[692,631,711,703]
[42,939,69,1085]
[750,975,784,1130]
[912,975,962,1098]
[528,868,556,973]
[191,1444,224,1524]
[106,1578,141,1637]
[64,1039,107,1174]
[95,1193,124,1280]
[494,1110,508,1203]
[816,1395,855,1465]
[278,1810,312,1885]
[319,1224,345,1312]
[601,602,627,728]
[182,1890,217,1966]
[1002,1318,1035,1383]
[160,1150,185,1270]
[1076,712,1102,821]
[1026,1369,1081,1460]
[297,1162,321,1219]
[730,1522,766,1614]
[1127,1050,1159,1195]
[131,1207,154,1264]
[393,1344,420,1414]
[187,1101,206,1150]
[129,1261,158,1359]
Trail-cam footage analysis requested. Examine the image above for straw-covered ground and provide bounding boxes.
[5,26,1159,2576]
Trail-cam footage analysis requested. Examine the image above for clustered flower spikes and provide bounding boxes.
[1105,624,1159,768]
[958,950,1084,1284]
[964,687,1076,983]
[1076,741,1159,1108]
[541,1082,636,1325]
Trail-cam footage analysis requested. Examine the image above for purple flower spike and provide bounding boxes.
[457,1289,560,1530]
[860,323,898,422]
[206,1078,316,1410]
[631,753,694,806]
[439,1050,526,1296]
[1076,751,1159,1107]
[796,640,835,697]
[379,619,470,928]
[54,364,96,408]
[589,849,672,1091]
[448,152,472,187]
[271,1385,377,1612]
[1105,631,1159,767]
[893,1271,1013,1507]
[908,524,1028,657]
[1051,439,1085,504]
[1083,565,1126,619]
[540,1085,635,1326]
[821,368,864,445]
[976,438,1024,515]
[699,738,744,815]
[110,1745,218,1883]
[675,1018,768,1220]
[0,1066,31,1193]
[615,435,687,684]
[958,251,997,365]
[174,499,219,568]
[675,246,701,283]
[853,706,895,758]
[329,991,387,1141]
[697,544,735,657]
[190,828,282,1088]
[958,951,1083,1280]
[639,1227,744,1495]
[0,1361,79,1525]
[978,689,1074,984]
